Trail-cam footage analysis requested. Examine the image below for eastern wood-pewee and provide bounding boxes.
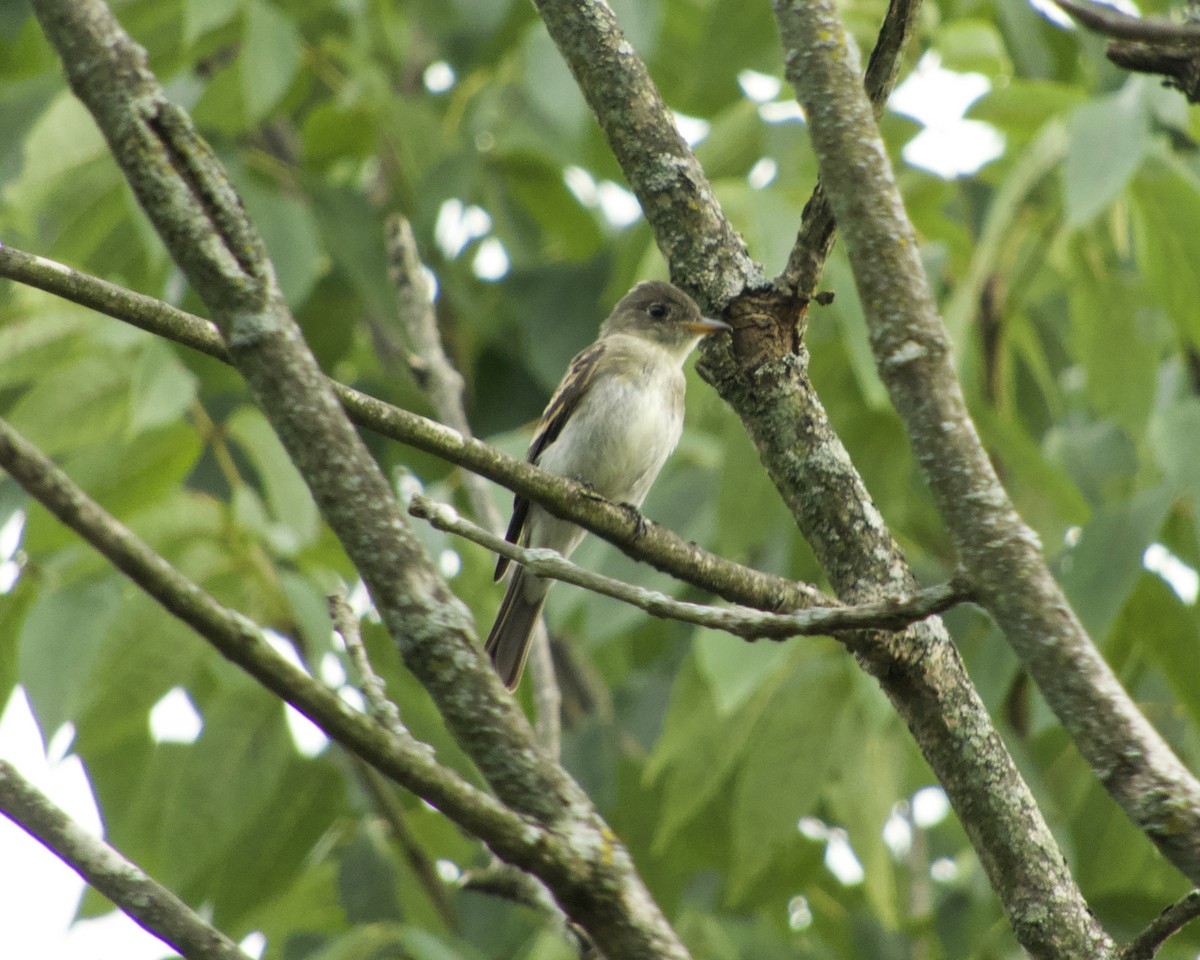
[486,280,731,689]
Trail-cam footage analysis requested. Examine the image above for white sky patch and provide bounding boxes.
[264,629,309,675]
[473,236,510,281]
[423,60,456,94]
[0,509,25,593]
[1144,543,1200,605]
[239,932,267,959]
[758,100,805,124]
[319,651,346,688]
[787,894,814,931]
[673,111,711,147]
[149,687,203,744]
[748,156,777,190]
[46,723,76,764]
[284,704,328,757]
[891,51,1004,178]
[438,548,462,579]
[435,858,462,883]
[1027,0,1075,27]
[338,685,367,715]
[825,829,865,886]
[797,815,827,840]
[0,689,168,959]
[738,69,783,104]
[1029,0,1139,27]
[434,199,492,259]
[563,167,642,226]
[346,578,378,622]
[882,803,913,858]
[912,785,952,828]
[597,181,641,226]
[931,857,960,883]
[564,165,598,205]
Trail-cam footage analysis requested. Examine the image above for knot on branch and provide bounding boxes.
[726,284,810,370]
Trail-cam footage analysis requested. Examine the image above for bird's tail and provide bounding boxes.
[484,568,547,690]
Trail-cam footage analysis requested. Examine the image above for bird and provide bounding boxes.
[485,280,731,689]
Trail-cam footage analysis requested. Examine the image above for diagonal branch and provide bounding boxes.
[0,762,253,960]
[384,216,562,758]
[774,0,1200,898]
[26,2,690,952]
[1051,0,1200,46]
[531,2,1115,957]
[1120,890,1200,960]
[0,415,544,864]
[410,494,970,637]
[781,0,924,294]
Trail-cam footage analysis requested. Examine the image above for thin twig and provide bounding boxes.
[329,592,460,929]
[330,591,404,734]
[1120,890,1200,960]
[0,761,252,960]
[353,761,459,930]
[410,495,971,638]
[780,0,924,292]
[383,218,562,757]
[385,215,502,534]
[1051,0,1200,46]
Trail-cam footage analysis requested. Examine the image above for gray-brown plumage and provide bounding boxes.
[485,281,731,689]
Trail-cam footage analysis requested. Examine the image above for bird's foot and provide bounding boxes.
[618,502,649,538]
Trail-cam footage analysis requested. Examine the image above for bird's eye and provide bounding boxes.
[648,303,668,320]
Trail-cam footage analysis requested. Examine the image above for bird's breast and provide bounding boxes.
[537,361,684,507]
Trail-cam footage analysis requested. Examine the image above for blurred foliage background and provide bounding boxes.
[2,0,1200,956]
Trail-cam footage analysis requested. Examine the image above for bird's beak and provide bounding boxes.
[688,316,733,336]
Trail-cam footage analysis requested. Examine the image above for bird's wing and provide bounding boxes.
[494,340,608,580]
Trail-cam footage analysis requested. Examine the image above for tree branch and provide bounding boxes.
[410,495,969,637]
[0,244,822,621]
[775,0,1200,901]
[1049,0,1200,102]
[529,1,1118,956]
[781,0,924,294]
[384,217,562,758]
[1051,0,1200,46]
[0,416,554,866]
[28,1,691,952]
[0,761,252,960]
[1120,890,1200,960]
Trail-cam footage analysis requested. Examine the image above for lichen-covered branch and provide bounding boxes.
[0,761,251,960]
[530,1,1117,955]
[0,416,542,862]
[774,0,1200,899]
[781,0,924,293]
[27,1,689,955]
[384,216,561,758]
[0,245,822,620]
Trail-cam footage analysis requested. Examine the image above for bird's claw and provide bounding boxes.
[619,502,648,538]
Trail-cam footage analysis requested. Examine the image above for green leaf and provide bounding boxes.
[694,627,793,715]
[19,577,123,736]
[239,176,327,307]
[938,21,1011,76]
[728,659,853,898]
[1064,80,1149,226]
[241,0,302,122]
[225,406,321,552]
[1131,157,1200,349]
[128,339,199,435]
[184,0,242,44]
[1058,486,1174,640]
